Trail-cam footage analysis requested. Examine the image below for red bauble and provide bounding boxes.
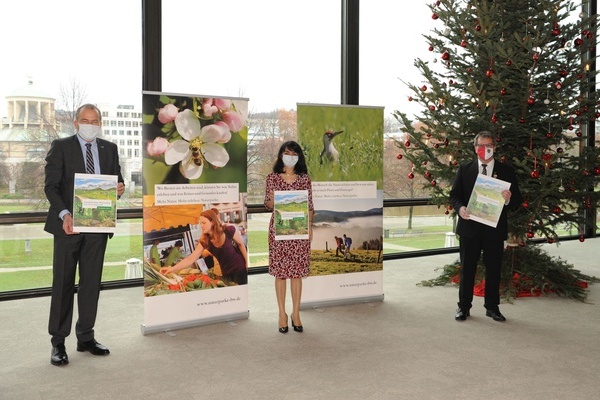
[429,105,436,111]
[506,59,512,66]
[593,166,600,175]
[421,85,428,91]
[583,169,590,176]
[576,130,582,137]
[467,67,473,73]
[431,180,437,186]
[559,69,568,77]
[408,96,413,101]
[424,172,431,179]
[519,241,526,247]
[460,40,467,47]
[522,201,529,208]
[530,170,540,179]
[407,172,415,179]
[486,69,495,77]
[519,118,526,123]
[574,38,583,46]
[542,153,552,162]
[553,206,562,213]
[491,114,498,124]
[396,154,403,160]
[579,236,586,242]
[475,24,481,31]
[552,28,560,36]
[527,97,535,105]
[433,143,439,149]
[441,51,450,61]
[432,13,439,20]
[428,45,434,51]
[526,231,535,239]
[533,53,540,61]
[554,81,563,89]
[546,132,553,138]
[404,140,411,147]
[500,88,507,95]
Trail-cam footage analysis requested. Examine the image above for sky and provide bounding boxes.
[0,1,435,121]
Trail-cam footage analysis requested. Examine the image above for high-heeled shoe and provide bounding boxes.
[278,314,288,334]
[291,315,303,333]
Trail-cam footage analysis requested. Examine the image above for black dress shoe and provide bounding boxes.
[486,309,507,322]
[455,308,470,321]
[51,344,69,366]
[291,316,303,332]
[76,339,110,355]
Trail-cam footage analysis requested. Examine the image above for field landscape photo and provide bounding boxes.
[310,193,383,276]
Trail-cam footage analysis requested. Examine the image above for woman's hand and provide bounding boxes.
[160,267,172,275]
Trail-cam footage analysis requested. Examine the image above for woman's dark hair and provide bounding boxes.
[272,141,308,175]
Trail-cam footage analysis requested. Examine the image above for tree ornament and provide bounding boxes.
[519,118,526,123]
[491,114,498,123]
[407,172,414,179]
[506,59,512,66]
[542,153,552,162]
[579,236,585,242]
[396,153,403,160]
[593,166,600,175]
[554,81,562,89]
[544,98,550,105]
[404,140,411,147]
[429,105,436,111]
[486,69,495,77]
[553,206,562,213]
[530,170,540,179]
[526,231,535,239]
[431,180,437,186]
[460,40,467,47]
[546,132,553,138]
[557,147,564,153]
[428,45,434,51]
[424,171,431,179]
[522,201,529,209]
[475,24,481,31]
[408,96,413,101]
[533,53,540,61]
[432,13,439,20]
[421,85,427,91]
[441,51,450,61]
[527,97,535,105]
[559,69,568,77]
[574,38,583,46]
[500,88,507,95]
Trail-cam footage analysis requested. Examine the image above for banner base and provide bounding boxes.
[140,310,249,335]
[300,294,384,310]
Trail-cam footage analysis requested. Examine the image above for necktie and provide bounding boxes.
[482,164,488,176]
[85,143,95,174]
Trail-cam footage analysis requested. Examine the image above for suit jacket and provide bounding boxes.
[44,135,123,237]
[449,159,522,241]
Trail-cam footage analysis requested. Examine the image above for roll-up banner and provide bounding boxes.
[297,104,384,308]
[141,92,249,335]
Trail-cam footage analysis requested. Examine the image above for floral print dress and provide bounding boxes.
[264,172,314,279]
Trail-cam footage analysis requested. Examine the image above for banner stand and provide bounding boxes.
[141,311,249,335]
[301,294,384,310]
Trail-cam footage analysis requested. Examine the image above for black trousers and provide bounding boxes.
[458,234,504,312]
[48,233,108,346]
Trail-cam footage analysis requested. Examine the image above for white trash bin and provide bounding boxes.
[444,232,456,248]
[125,258,143,279]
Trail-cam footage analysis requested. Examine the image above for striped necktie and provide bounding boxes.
[482,164,487,176]
[85,143,95,174]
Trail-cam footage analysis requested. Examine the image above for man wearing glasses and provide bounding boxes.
[450,131,522,322]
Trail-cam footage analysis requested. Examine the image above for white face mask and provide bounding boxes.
[282,154,299,167]
[78,124,101,141]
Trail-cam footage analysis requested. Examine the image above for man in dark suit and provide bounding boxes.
[450,131,522,322]
[44,103,125,366]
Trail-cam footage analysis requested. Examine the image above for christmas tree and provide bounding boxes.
[394,0,600,300]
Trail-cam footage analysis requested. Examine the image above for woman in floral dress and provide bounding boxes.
[264,141,314,333]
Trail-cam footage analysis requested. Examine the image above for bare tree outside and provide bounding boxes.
[56,76,88,134]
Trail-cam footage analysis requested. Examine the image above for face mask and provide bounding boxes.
[78,124,101,141]
[282,154,299,167]
[476,145,494,160]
